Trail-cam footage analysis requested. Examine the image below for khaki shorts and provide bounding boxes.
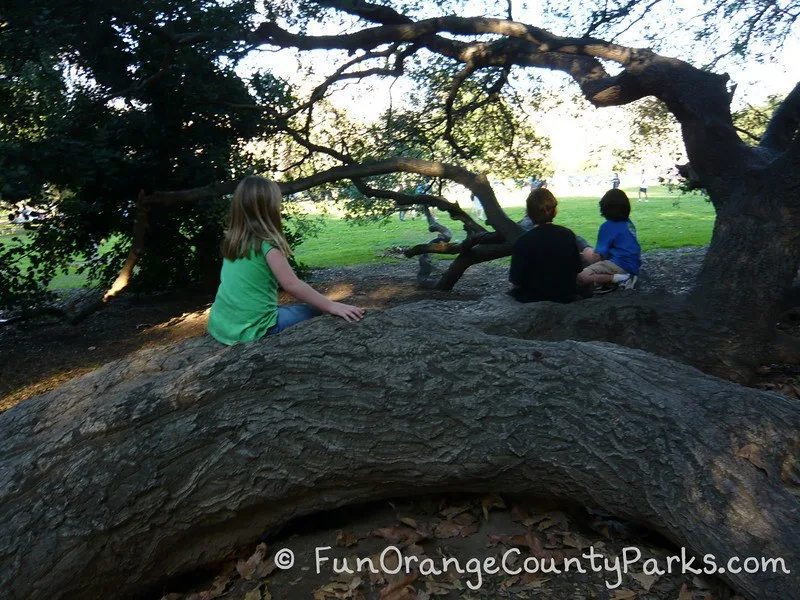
[583,260,627,275]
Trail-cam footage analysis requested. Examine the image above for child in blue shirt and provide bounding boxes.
[578,189,641,289]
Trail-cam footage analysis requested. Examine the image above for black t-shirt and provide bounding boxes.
[508,223,582,303]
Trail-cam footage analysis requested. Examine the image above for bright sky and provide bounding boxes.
[245,0,798,107]
[240,1,799,178]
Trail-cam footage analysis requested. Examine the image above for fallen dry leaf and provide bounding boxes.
[458,522,480,537]
[562,531,591,550]
[432,516,479,538]
[632,572,659,591]
[312,580,355,600]
[531,512,569,532]
[481,494,506,520]
[379,572,418,600]
[433,520,463,538]
[437,503,472,520]
[735,443,768,472]
[424,580,455,596]
[486,533,521,548]
[678,583,694,600]
[452,512,477,527]
[368,552,388,586]
[380,588,416,600]
[237,543,268,581]
[336,530,361,548]
[611,590,637,600]
[349,576,363,591]
[505,571,546,592]
[510,504,531,523]
[485,530,544,555]
[256,557,278,579]
[499,574,520,590]
[243,588,262,600]
[398,516,418,529]
[190,572,232,600]
[399,517,433,539]
[525,530,545,556]
[372,525,421,544]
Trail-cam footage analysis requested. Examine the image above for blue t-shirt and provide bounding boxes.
[595,219,641,275]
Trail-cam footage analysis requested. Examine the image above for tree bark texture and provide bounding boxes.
[690,171,800,333]
[1,297,798,600]
[459,292,786,383]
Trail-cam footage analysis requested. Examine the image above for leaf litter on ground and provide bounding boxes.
[159,494,742,600]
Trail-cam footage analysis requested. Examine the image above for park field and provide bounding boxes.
[1,186,714,288]
[294,185,715,267]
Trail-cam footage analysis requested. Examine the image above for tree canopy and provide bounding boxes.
[0,0,798,311]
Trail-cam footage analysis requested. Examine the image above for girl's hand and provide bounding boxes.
[266,249,365,322]
[328,302,365,323]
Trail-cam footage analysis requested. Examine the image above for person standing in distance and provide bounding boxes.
[638,169,649,201]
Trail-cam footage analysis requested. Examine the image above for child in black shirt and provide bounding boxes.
[508,188,583,303]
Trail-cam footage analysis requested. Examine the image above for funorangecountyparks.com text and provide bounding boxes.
[267,545,792,591]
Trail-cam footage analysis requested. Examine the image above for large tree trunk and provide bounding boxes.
[691,183,800,334]
[1,297,798,600]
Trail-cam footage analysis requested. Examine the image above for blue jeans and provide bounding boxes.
[268,304,322,335]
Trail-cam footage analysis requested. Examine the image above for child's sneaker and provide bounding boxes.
[619,275,638,290]
[594,284,616,295]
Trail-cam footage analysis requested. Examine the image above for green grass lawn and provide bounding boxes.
[295,185,715,267]
[0,231,108,289]
[2,186,714,288]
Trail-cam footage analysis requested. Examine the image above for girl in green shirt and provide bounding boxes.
[207,176,365,345]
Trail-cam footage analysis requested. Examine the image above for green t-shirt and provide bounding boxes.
[207,241,278,345]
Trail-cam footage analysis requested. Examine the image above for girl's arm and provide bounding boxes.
[266,248,365,323]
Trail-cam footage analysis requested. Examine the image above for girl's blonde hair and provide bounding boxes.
[222,176,292,260]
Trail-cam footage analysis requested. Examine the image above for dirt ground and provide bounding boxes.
[1,247,796,411]
[0,248,796,600]
[0,257,497,411]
